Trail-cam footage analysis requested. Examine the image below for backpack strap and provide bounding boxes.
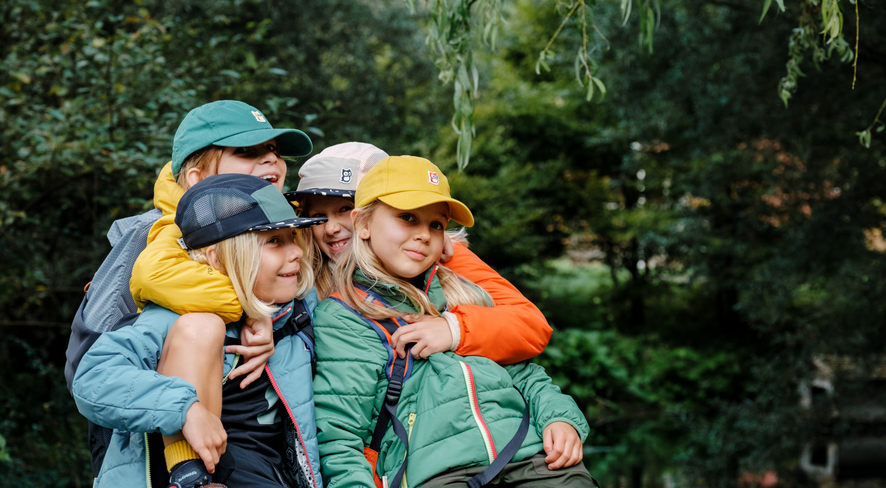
[328,284,414,488]
[222,300,316,376]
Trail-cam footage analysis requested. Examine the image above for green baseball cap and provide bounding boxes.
[171,100,313,177]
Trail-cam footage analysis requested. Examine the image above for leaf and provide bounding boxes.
[592,76,607,102]
[12,72,31,84]
[268,68,288,76]
[219,69,241,79]
[471,63,479,96]
[306,127,325,137]
[621,0,632,26]
[759,0,773,23]
[775,0,785,11]
[856,130,871,148]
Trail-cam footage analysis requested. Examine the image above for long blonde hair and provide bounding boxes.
[334,201,491,319]
[189,229,316,319]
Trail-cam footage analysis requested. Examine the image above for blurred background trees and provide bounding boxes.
[1,0,884,486]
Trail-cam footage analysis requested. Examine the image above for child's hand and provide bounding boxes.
[182,402,227,473]
[543,421,583,469]
[226,315,274,389]
[390,315,452,360]
[439,235,455,263]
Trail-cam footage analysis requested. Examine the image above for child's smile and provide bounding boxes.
[302,195,355,261]
[362,202,449,280]
[253,228,304,304]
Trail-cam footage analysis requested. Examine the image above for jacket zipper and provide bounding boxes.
[265,364,319,488]
[144,433,151,488]
[459,361,497,464]
[399,412,417,488]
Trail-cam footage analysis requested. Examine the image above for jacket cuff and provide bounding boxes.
[442,311,460,351]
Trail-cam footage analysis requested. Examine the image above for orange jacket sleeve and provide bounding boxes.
[444,242,552,364]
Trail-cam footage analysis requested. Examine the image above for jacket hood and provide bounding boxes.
[154,162,184,216]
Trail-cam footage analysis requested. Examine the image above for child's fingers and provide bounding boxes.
[390,325,417,358]
[238,365,265,389]
[543,423,553,455]
[545,432,568,468]
[229,354,269,382]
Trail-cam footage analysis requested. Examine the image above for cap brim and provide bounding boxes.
[285,188,355,199]
[378,192,474,227]
[247,216,328,232]
[215,128,313,157]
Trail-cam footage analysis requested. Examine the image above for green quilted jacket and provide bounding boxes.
[313,268,589,488]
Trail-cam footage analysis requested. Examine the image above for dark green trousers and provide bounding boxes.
[421,454,598,488]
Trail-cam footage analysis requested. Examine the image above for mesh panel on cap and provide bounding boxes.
[180,188,257,236]
[362,150,387,170]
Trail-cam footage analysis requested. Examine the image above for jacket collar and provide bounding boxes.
[354,265,447,313]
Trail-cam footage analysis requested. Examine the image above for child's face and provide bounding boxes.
[301,195,355,261]
[362,201,449,280]
[253,228,304,304]
[215,139,287,191]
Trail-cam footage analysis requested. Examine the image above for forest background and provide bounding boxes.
[1,0,885,487]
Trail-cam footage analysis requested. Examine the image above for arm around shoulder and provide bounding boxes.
[129,214,242,324]
[444,242,552,364]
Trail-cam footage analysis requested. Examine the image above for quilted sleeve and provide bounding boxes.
[445,242,552,364]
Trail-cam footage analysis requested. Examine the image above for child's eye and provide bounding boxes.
[339,205,354,214]
[310,212,327,218]
[430,221,445,231]
[266,143,278,153]
[267,236,279,244]
[399,213,416,222]
[233,147,247,154]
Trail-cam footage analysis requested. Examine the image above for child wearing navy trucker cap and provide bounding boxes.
[73,174,327,488]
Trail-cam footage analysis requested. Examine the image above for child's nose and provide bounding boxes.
[289,242,303,261]
[325,218,340,234]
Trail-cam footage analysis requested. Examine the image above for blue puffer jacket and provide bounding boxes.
[72,291,323,488]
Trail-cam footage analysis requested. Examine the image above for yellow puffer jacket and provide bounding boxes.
[129,162,242,323]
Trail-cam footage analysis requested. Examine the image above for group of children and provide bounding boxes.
[70,100,598,488]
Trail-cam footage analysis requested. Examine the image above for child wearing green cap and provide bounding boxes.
[70,100,316,486]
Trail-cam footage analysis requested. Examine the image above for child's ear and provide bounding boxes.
[184,167,204,189]
[352,208,370,240]
[204,245,220,269]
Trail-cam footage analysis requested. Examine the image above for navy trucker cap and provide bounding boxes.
[175,174,327,250]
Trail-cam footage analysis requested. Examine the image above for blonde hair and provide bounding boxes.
[334,201,491,319]
[189,229,316,319]
[176,146,226,190]
[310,239,337,300]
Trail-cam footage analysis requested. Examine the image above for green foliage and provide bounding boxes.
[0,336,91,485]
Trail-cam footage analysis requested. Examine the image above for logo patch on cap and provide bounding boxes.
[428,171,439,185]
[251,111,266,122]
[340,168,352,184]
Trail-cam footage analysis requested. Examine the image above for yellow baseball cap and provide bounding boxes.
[355,156,474,227]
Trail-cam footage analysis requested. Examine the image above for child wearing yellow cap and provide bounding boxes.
[312,156,596,488]
[291,142,553,365]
